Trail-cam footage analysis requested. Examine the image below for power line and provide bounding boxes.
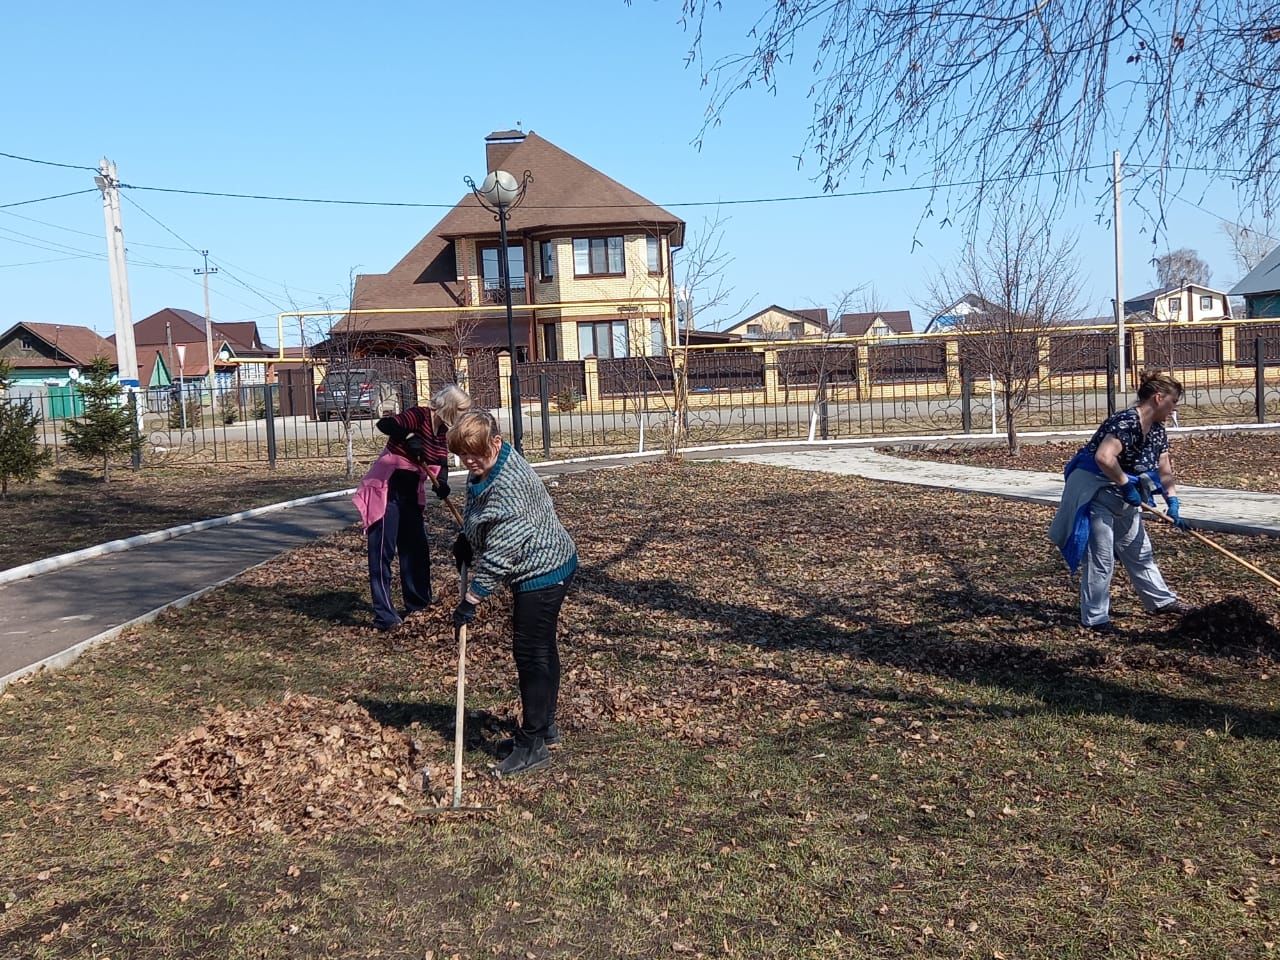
[0,255,86,269]
[115,163,1115,210]
[1167,191,1280,243]
[0,150,99,172]
[0,188,98,209]
[0,206,190,251]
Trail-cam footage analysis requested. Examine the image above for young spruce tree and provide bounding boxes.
[64,356,135,481]
[0,358,51,498]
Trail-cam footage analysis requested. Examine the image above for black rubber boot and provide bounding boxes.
[498,723,561,757]
[495,739,551,777]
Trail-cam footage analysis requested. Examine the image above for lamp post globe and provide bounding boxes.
[466,167,533,454]
[479,170,521,208]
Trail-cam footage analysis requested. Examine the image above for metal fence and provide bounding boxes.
[11,318,1280,467]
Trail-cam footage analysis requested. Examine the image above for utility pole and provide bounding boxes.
[195,250,218,399]
[1113,151,1126,399]
[94,159,139,395]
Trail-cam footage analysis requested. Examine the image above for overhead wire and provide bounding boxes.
[0,189,98,209]
[0,150,99,172]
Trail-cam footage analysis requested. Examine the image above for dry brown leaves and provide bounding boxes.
[102,693,438,836]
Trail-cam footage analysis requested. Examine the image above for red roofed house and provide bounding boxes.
[123,307,276,392]
[342,130,685,379]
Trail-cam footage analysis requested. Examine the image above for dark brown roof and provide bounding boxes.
[437,132,683,242]
[9,322,118,366]
[792,308,830,328]
[839,310,914,336]
[347,131,685,334]
[213,320,272,355]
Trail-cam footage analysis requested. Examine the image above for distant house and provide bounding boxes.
[0,321,117,386]
[1123,284,1232,323]
[120,307,276,390]
[1230,244,1280,319]
[722,306,829,340]
[345,129,685,365]
[839,310,913,338]
[922,295,994,333]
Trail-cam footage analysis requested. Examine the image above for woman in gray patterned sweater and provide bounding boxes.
[448,410,578,776]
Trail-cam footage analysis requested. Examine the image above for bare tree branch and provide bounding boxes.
[679,0,1280,227]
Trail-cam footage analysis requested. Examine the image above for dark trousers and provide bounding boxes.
[367,471,431,628]
[511,575,572,745]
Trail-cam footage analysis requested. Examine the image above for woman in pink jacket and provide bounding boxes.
[353,384,472,630]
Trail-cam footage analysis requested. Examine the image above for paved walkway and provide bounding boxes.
[731,447,1280,537]
[4,441,1279,688]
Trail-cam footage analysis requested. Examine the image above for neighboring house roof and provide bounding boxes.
[839,310,913,336]
[348,130,686,333]
[723,305,828,336]
[792,308,830,329]
[680,327,743,345]
[137,349,172,389]
[1230,243,1280,297]
[923,295,999,332]
[1,321,117,367]
[213,320,273,355]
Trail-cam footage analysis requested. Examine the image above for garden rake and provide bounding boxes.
[1141,502,1280,592]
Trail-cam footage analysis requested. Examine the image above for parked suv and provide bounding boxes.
[315,367,407,421]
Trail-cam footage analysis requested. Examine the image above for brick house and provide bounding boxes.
[344,130,685,367]
[722,306,830,340]
[839,310,913,337]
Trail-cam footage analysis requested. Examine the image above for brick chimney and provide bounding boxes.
[485,129,527,172]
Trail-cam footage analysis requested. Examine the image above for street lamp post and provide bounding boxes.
[466,168,533,454]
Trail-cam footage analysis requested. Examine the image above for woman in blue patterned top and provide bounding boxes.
[448,410,578,777]
[1048,370,1191,632]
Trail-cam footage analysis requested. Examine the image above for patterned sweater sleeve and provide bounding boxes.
[468,502,534,599]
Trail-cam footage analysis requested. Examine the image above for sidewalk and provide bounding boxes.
[731,447,1280,537]
[5,441,1280,690]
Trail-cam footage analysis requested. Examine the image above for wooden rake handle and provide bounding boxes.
[1140,502,1280,592]
[452,561,470,809]
[426,469,465,529]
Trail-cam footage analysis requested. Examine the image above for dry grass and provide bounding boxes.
[2,461,1279,958]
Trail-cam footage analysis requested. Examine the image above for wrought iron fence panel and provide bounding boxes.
[867,341,948,384]
[1144,325,1222,370]
[686,351,766,393]
[516,360,585,405]
[1233,325,1280,367]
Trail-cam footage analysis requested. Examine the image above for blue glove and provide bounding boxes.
[1120,477,1143,507]
[1165,496,1189,531]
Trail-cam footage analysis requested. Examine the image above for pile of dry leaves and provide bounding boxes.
[102,693,452,835]
[1171,596,1280,653]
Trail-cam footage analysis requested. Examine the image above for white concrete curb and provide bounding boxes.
[7,422,1279,586]
[0,487,357,587]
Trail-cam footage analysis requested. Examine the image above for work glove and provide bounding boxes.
[452,534,473,571]
[404,435,426,461]
[453,597,477,629]
[1120,476,1144,508]
[1165,495,1189,531]
[433,475,450,500]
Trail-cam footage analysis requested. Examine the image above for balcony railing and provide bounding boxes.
[480,283,528,306]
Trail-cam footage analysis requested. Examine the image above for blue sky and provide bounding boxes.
[1,0,1270,346]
